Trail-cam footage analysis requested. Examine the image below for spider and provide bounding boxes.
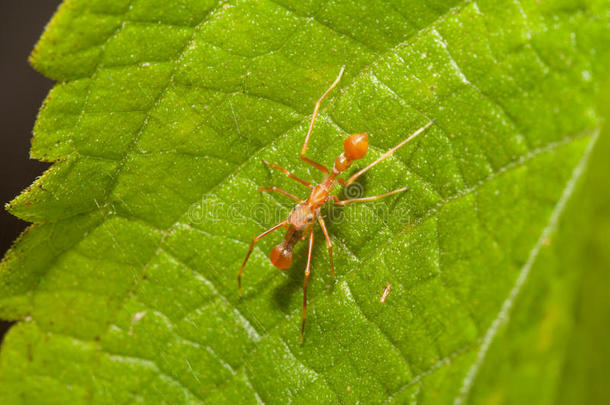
[238,66,433,341]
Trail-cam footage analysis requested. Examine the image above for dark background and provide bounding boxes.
[0,1,61,339]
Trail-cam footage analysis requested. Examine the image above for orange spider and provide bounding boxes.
[238,66,433,341]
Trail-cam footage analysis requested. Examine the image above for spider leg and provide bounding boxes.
[344,120,433,186]
[301,230,315,343]
[331,187,408,206]
[238,220,287,295]
[259,186,301,202]
[317,216,334,279]
[262,159,312,189]
[300,66,345,174]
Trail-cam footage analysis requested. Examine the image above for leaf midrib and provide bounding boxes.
[453,126,601,404]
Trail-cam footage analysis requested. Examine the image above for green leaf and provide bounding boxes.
[1,0,609,403]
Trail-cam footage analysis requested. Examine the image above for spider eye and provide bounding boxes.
[306,214,314,222]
